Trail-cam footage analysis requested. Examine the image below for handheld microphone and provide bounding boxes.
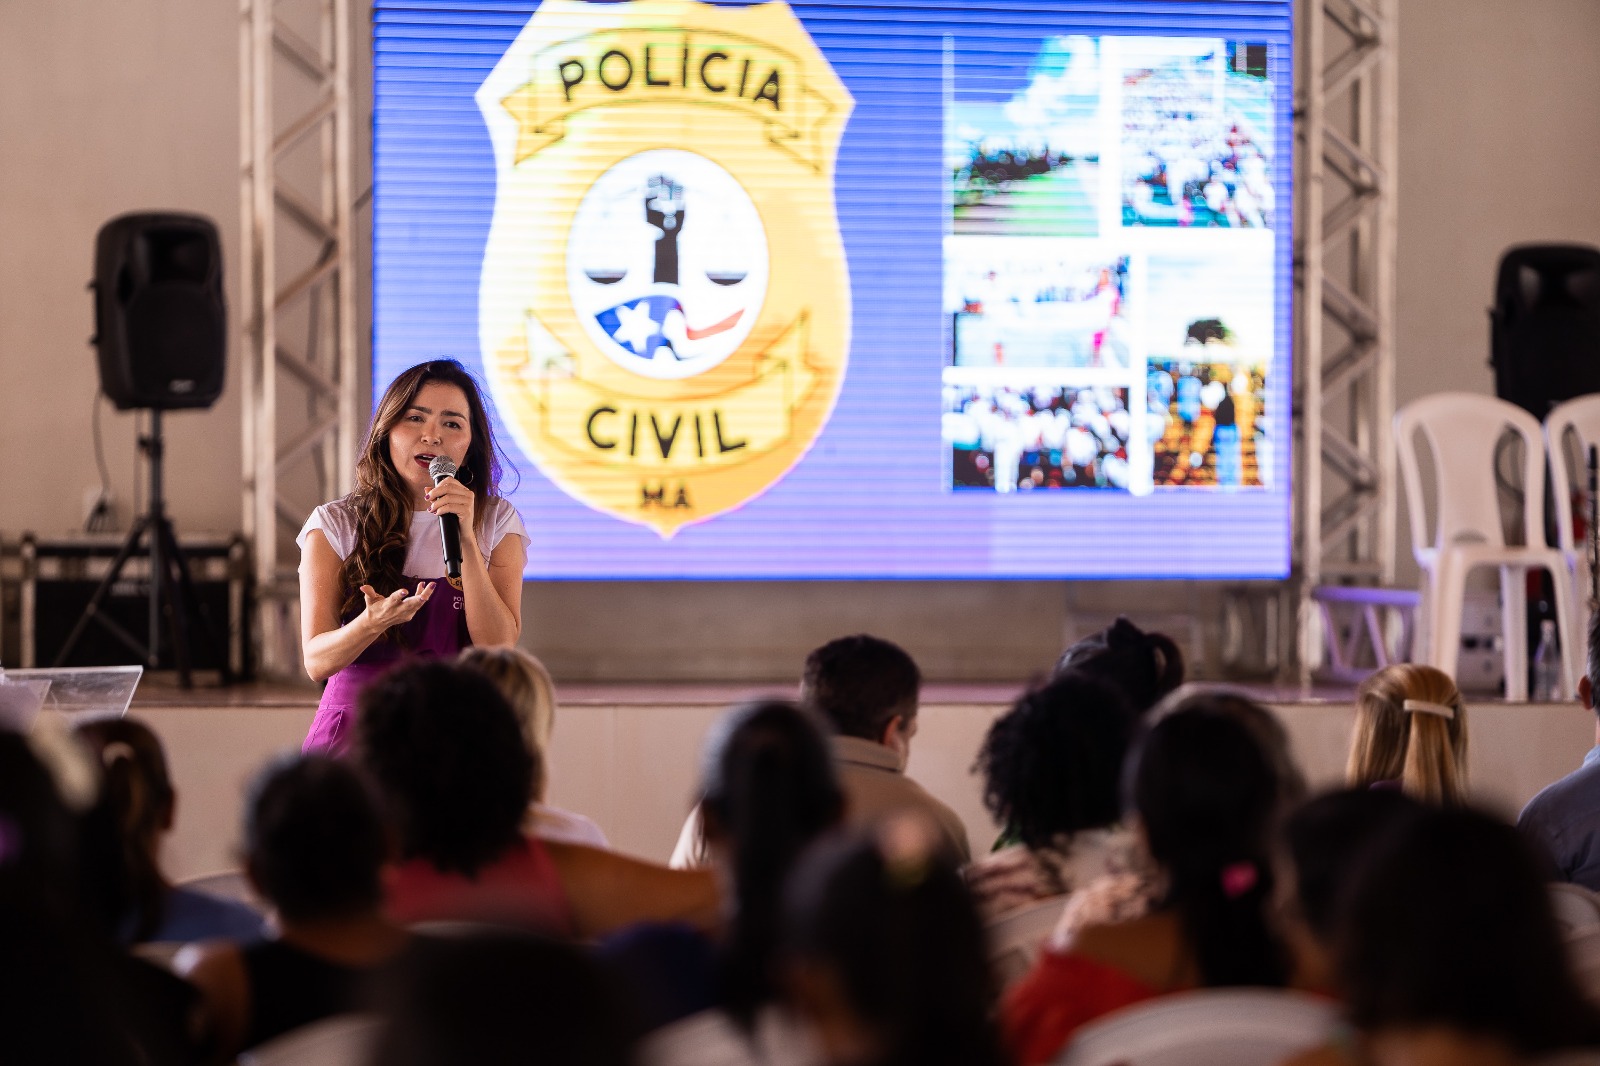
[428,454,465,590]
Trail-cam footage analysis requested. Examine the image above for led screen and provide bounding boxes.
[373,0,1293,577]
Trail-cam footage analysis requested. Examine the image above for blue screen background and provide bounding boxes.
[372,0,1294,578]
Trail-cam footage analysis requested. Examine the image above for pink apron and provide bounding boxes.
[302,580,468,755]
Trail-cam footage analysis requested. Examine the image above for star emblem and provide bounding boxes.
[612,301,658,354]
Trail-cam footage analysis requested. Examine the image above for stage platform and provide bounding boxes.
[126,676,1597,881]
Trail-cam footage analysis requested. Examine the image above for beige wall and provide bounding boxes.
[6,2,1600,677]
[138,691,1597,878]
[1392,0,1600,584]
[0,1,243,542]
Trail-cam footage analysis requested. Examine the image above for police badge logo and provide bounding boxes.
[475,0,854,537]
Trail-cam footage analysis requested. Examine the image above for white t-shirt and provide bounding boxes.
[527,803,609,849]
[297,497,528,579]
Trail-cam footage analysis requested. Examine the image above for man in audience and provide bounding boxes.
[1519,610,1600,890]
[670,635,970,865]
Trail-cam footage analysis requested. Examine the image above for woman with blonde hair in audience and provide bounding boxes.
[458,645,607,847]
[357,659,716,937]
[1346,663,1468,804]
[1003,695,1295,1063]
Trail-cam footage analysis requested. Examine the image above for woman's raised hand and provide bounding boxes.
[425,475,476,534]
[359,581,435,633]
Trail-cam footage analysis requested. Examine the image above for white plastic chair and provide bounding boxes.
[986,894,1070,990]
[1396,393,1580,699]
[1551,883,1600,936]
[1057,988,1337,1066]
[1545,394,1600,646]
[642,1008,819,1066]
[131,941,184,969]
[237,1014,381,1066]
[178,869,262,911]
[1565,926,1600,1008]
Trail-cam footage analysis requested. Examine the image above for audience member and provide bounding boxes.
[73,717,266,945]
[0,727,184,1065]
[358,660,717,937]
[457,645,609,847]
[1049,689,1303,942]
[966,672,1141,921]
[671,635,969,867]
[1520,609,1600,890]
[1346,663,1468,804]
[177,755,408,1062]
[608,700,844,1036]
[1316,806,1600,1066]
[1003,696,1292,1063]
[369,930,638,1066]
[1281,787,1425,995]
[1054,616,1185,712]
[783,816,1008,1066]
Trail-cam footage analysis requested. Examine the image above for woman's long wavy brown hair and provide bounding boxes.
[1346,663,1468,805]
[339,360,506,621]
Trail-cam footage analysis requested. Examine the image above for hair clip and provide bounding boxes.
[1221,861,1258,899]
[0,815,18,866]
[100,740,137,767]
[1402,698,1455,720]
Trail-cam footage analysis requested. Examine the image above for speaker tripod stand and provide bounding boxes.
[53,410,231,688]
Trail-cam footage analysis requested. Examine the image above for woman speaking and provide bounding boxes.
[298,359,526,753]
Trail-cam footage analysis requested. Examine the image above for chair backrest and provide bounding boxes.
[643,1008,818,1066]
[237,1014,381,1066]
[1544,394,1600,557]
[987,894,1070,989]
[131,941,184,969]
[1564,926,1600,1009]
[1395,392,1549,561]
[178,869,261,911]
[1057,989,1337,1066]
[1550,883,1600,936]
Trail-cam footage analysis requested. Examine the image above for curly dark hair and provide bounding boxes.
[1055,617,1184,713]
[974,672,1134,849]
[801,635,921,741]
[245,754,388,923]
[356,660,534,877]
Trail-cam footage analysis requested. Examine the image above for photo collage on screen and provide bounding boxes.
[943,37,1274,494]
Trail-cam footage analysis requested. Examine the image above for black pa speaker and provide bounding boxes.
[1490,243,1600,419]
[92,212,225,410]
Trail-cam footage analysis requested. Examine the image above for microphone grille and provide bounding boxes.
[428,454,458,481]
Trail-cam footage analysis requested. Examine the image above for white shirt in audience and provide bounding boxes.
[667,735,971,868]
[642,1007,820,1066]
[527,803,609,848]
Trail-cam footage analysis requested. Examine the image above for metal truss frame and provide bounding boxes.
[1294,0,1399,682]
[239,0,361,677]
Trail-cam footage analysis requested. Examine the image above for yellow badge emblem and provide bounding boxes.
[476,0,854,536]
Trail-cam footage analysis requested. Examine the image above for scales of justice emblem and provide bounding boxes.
[474,0,854,537]
[569,150,769,382]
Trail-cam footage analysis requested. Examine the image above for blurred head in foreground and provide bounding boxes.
[1337,804,1600,1058]
[784,816,1005,1066]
